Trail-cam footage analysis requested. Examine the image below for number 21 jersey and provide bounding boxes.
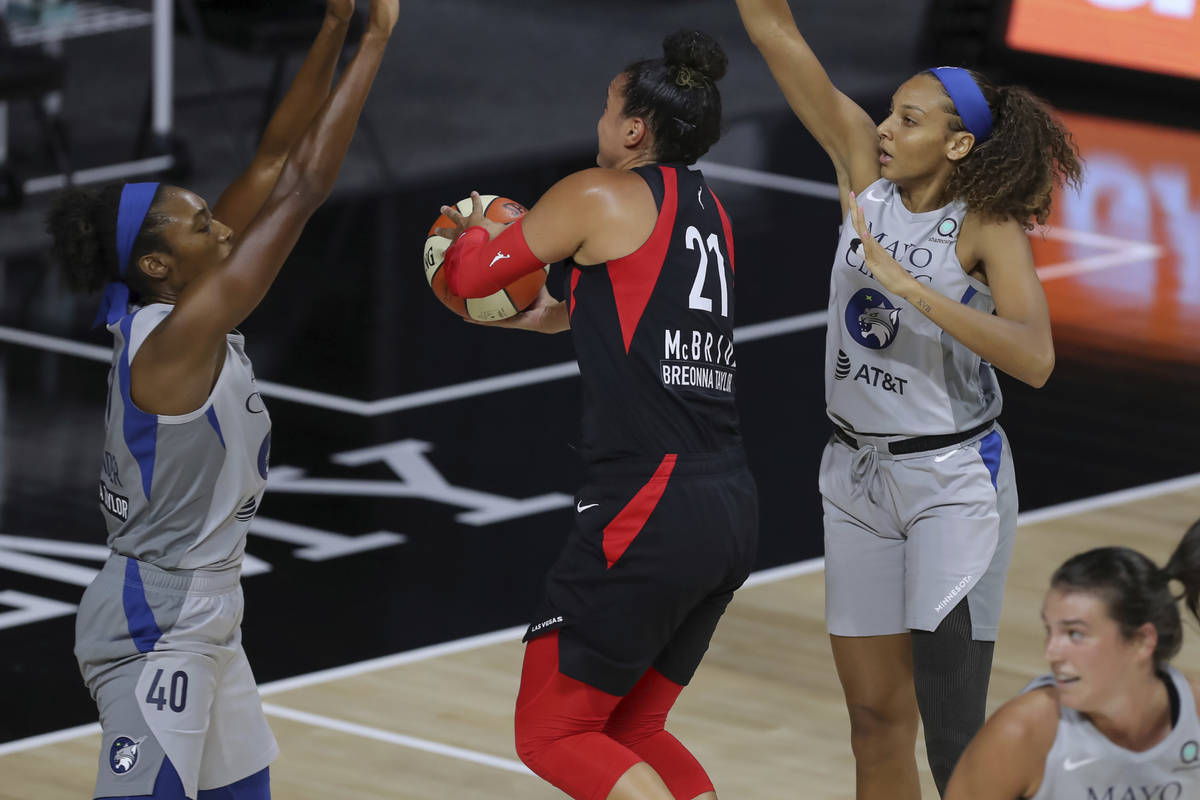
[566,164,742,464]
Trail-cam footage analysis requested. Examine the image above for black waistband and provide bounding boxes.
[832,419,995,456]
[585,448,748,481]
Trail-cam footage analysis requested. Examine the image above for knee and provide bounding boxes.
[604,711,667,749]
[845,701,918,762]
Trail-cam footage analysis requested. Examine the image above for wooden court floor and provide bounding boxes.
[5,478,1200,800]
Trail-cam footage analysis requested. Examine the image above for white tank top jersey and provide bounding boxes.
[825,178,1003,437]
[99,304,271,570]
[1025,665,1200,800]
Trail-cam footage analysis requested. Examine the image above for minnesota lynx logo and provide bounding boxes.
[845,289,901,350]
[109,735,146,774]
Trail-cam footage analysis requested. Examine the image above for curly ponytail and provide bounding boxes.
[931,70,1083,230]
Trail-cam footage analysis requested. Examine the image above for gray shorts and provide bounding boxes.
[74,554,277,799]
[821,424,1018,641]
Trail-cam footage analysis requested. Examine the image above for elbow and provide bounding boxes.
[1023,346,1055,389]
[746,19,793,49]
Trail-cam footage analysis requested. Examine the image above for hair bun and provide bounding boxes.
[663,30,728,83]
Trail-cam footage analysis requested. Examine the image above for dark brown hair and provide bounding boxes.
[45,183,170,296]
[928,69,1083,230]
[1051,519,1200,666]
[622,30,727,165]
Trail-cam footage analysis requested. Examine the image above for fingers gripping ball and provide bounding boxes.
[424,195,549,321]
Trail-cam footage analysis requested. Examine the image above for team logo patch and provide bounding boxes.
[845,289,901,350]
[937,217,958,237]
[1182,740,1199,765]
[834,349,852,380]
[109,735,146,774]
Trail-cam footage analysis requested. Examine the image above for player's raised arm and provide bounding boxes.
[212,0,356,234]
[136,0,398,411]
[734,0,880,197]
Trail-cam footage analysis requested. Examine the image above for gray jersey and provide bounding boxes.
[825,178,1002,436]
[100,304,271,570]
[1026,666,1200,800]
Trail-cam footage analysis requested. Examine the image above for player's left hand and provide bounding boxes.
[434,191,510,242]
[848,191,918,296]
[466,287,569,334]
[325,0,355,24]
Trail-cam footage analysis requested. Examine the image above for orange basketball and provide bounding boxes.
[422,194,548,321]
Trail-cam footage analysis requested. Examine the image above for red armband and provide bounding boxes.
[443,218,543,298]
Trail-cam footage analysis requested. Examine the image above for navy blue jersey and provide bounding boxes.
[566,164,741,464]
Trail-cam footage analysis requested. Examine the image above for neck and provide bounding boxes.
[894,159,956,213]
[141,288,180,306]
[1087,671,1173,751]
[612,151,656,171]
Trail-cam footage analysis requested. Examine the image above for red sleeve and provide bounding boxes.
[443,218,543,298]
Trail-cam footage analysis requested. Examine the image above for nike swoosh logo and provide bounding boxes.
[1063,756,1099,771]
[576,502,599,513]
[489,252,511,268]
[933,448,964,463]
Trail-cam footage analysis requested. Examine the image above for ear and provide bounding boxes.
[624,116,648,149]
[946,130,976,162]
[136,252,169,282]
[1135,621,1159,661]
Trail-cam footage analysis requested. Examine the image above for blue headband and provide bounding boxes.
[93,182,160,328]
[930,67,993,144]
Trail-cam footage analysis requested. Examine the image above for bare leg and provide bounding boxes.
[605,762,675,800]
[830,633,921,800]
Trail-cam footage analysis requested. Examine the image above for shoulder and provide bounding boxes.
[961,211,1027,244]
[978,688,1061,776]
[1182,673,1200,716]
[959,211,1034,271]
[542,168,653,210]
[993,686,1061,741]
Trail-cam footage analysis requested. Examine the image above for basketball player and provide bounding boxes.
[734,0,1083,796]
[945,520,1200,799]
[44,1,398,797]
[435,30,756,800]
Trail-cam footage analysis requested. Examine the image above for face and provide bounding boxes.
[876,73,974,184]
[596,75,642,168]
[1042,587,1156,713]
[138,186,233,289]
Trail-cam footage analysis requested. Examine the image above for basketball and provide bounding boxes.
[423,194,549,321]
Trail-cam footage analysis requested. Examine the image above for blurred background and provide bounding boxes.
[0,0,1198,776]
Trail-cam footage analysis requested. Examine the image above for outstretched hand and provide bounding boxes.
[325,0,355,24]
[367,0,399,37]
[847,191,917,296]
[434,190,510,242]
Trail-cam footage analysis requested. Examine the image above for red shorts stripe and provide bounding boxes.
[601,454,677,569]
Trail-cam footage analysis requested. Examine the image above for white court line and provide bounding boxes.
[4,470,1197,761]
[697,160,842,200]
[262,704,531,776]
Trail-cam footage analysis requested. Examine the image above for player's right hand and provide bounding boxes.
[435,191,510,243]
